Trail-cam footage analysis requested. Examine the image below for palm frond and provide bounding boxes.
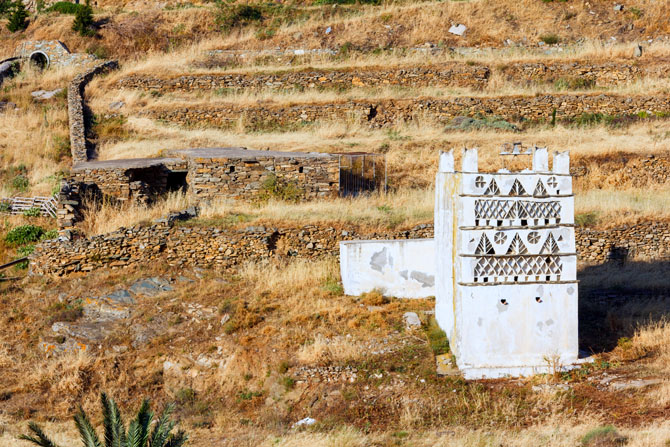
[148,403,176,447]
[125,399,153,447]
[18,422,62,447]
[74,407,103,447]
[164,430,188,447]
[101,392,125,447]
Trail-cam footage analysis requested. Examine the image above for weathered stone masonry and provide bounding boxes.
[68,61,119,163]
[145,93,670,130]
[114,58,669,93]
[31,221,670,276]
[172,148,340,200]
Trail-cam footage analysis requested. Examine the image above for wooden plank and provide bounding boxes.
[0,257,28,270]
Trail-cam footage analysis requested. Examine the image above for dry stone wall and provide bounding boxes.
[30,221,669,276]
[115,59,668,93]
[145,93,670,130]
[186,155,339,200]
[68,61,119,163]
[116,63,491,91]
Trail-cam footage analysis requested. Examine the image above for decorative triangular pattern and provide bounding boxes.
[533,179,548,197]
[475,234,495,255]
[508,179,527,196]
[483,179,500,195]
[506,233,528,255]
[540,233,559,254]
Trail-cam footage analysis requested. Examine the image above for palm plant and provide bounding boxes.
[19,393,188,447]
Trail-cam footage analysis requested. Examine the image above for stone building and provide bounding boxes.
[59,147,384,228]
[340,147,581,379]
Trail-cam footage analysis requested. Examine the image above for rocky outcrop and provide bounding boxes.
[0,57,19,87]
[30,221,670,277]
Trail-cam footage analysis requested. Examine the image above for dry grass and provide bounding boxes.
[626,319,670,372]
[0,64,77,197]
[77,184,670,236]
[296,333,360,365]
[574,188,670,227]
[80,191,190,235]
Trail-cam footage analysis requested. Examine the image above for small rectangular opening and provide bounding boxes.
[298,166,303,173]
[520,219,527,226]
[229,166,235,173]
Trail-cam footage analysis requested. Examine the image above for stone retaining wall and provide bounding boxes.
[115,59,668,93]
[145,93,670,130]
[116,63,491,91]
[30,221,670,277]
[67,61,119,163]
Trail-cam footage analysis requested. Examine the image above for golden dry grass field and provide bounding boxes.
[1,0,670,445]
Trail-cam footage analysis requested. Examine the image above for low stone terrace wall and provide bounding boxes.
[116,63,491,91]
[67,60,118,162]
[114,59,668,93]
[30,221,669,276]
[145,93,670,130]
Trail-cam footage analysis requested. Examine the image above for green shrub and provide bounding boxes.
[580,425,626,447]
[540,34,560,45]
[554,77,595,91]
[7,0,28,32]
[11,173,29,191]
[72,0,95,36]
[215,0,263,31]
[575,212,598,227]
[0,0,11,16]
[0,201,10,213]
[41,229,59,240]
[426,316,450,356]
[12,244,35,269]
[5,225,45,245]
[446,115,518,132]
[260,173,303,202]
[23,207,41,217]
[47,1,87,14]
[322,275,344,295]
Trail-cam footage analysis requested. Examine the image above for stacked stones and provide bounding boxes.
[115,58,668,93]
[30,223,434,276]
[186,154,339,200]
[115,63,490,91]
[68,159,188,202]
[29,220,670,276]
[67,60,119,163]
[577,222,670,264]
[145,93,670,130]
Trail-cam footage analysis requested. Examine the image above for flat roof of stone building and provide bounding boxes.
[169,147,335,160]
[72,157,185,171]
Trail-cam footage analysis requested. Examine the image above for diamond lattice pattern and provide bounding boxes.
[475,200,561,220]
[474,255,563,278]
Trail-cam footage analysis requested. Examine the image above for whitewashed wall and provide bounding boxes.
[339,239,436,299]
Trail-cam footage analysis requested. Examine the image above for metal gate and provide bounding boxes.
[338,153,386,197]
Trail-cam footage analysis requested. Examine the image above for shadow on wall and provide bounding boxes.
[578,258,670,355]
